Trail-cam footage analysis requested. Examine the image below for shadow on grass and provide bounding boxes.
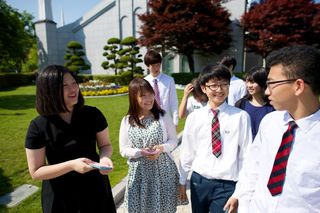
[0,95,35,110]
[0,168,12,212]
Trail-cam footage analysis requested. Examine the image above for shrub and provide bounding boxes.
[77,72,144,86]
[171,72,200,85]
[0,72,36,89]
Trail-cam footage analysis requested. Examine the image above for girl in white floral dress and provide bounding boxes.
[119,78,179,213]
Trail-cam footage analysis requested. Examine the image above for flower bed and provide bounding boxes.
[80,80,128,96]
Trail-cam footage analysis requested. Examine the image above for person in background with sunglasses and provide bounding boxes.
[225,45,320,213]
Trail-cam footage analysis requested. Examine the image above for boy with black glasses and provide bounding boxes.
[225,45,320,213]
[178,64,252,213]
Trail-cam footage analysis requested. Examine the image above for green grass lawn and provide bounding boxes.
[0,85,185,212]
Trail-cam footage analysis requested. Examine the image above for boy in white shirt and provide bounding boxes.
[225,45,320,213]
[179,64,252,213]
[144,49,179,127]
[218,56,246,106]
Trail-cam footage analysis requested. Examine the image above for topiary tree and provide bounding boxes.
[101,36,143,79]
[101,37,122,75]
[64,41,90,74]
[119,36,143,80]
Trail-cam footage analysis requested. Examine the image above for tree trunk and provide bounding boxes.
[186,54,195,73]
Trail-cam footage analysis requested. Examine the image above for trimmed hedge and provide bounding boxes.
[234,72,246,80]
[0,71,245,89]
[0,73,36,89]
[0,71,143,90]
[171,72,200,85]
[77,71,144,85]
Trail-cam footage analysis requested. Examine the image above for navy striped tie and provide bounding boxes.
[267,120,298,196]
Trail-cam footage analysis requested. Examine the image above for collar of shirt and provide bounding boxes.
[231,75,239,81]
[283,109,320,134]
[205,101,228,117]
[152,73,162,81]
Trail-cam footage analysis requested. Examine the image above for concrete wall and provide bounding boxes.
[35,20,59,70]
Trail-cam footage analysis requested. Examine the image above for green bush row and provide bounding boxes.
[0,71,145,89]
[0,73,36,89]
[0,71,245,89]
[171,72,200,85]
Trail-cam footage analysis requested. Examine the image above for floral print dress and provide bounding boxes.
[124,116,179,213]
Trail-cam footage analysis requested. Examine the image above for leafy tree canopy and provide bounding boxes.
[242,0,320,57]
[0,0,36,72]
[138,0,232,72]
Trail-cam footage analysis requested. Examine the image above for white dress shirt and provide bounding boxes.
[179,102,252,185]
[233,110,320,213]
[119,113,177,161]
[145,73,179,126]
[228,75,246,106]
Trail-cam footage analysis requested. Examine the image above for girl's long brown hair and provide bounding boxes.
[127,78,164,127]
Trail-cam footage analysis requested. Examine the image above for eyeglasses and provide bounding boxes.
[266,79,297,89]
[205,82,229,91]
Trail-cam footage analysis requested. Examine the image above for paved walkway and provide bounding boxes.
[116,141,192,213]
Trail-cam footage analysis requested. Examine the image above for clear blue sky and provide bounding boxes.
[6,0,101,26]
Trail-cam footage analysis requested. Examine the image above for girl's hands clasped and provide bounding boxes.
[141,145,163,161]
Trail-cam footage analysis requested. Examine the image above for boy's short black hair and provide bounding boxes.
[198,64,231,86]
[218,55,237,70]
[267,45,320,95]
[144,49,162,67]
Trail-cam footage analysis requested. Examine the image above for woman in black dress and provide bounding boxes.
[25,65,116,213]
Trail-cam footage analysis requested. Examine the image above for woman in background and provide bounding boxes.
[119,78,179,213]
[25,65,116,213]
[235,66,274,140]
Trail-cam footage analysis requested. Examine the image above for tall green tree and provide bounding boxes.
[64,41,90,74]
[21,43,38,73]
[0,0,36,72]
[138,0,232,73]
[242,0,320,58]
[20,11,38,72]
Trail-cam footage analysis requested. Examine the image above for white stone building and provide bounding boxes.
[35,0,256,74]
